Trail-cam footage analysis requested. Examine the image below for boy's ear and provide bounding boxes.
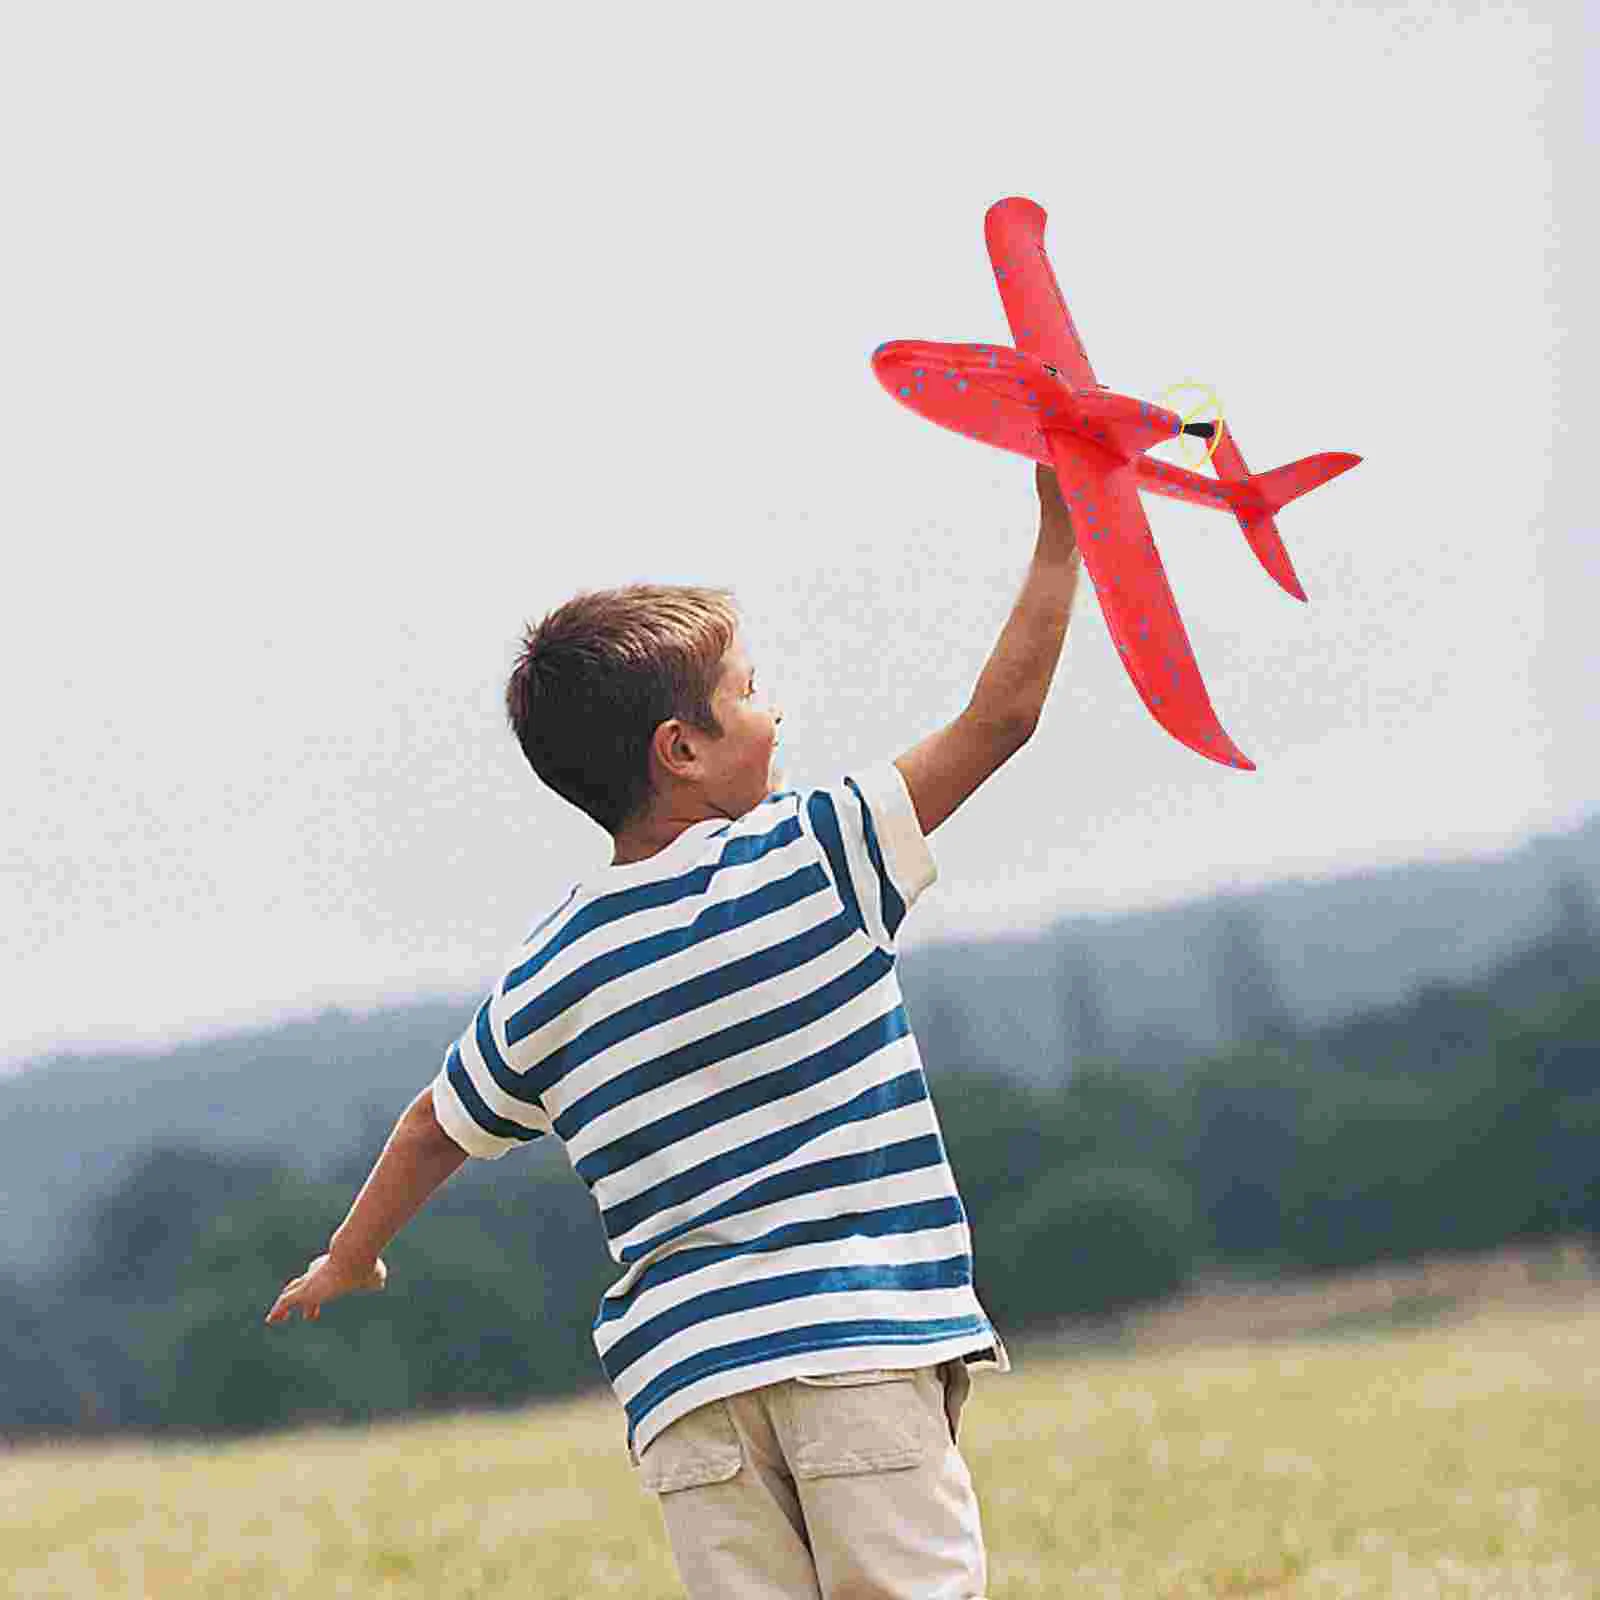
[651,718,700,783]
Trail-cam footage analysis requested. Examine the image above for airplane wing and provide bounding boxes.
[1045,429,1255,771]
[985,198,1097,395]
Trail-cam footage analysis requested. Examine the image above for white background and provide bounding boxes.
[3,2,1593,1068]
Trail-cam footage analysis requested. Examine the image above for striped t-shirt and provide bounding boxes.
[430,759,1009,1461]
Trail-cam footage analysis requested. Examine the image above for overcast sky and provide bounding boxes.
[3,2,1593,1072]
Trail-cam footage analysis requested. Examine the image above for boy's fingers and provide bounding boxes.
[264,1253,373,1324]
[265,1280,310,1324]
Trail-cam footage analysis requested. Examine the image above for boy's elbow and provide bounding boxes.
[966,697,1036,748]
[986,708,1037,749]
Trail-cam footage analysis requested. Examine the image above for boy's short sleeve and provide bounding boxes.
[802,760,937,951]
[430,990,554,1161]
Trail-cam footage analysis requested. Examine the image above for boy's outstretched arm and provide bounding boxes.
[895,464,1081,836]
[264,1086,467,1324]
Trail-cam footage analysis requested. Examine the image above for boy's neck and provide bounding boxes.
[609,807,717,866]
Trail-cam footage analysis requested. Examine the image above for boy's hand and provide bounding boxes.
[264,1250,387,1325]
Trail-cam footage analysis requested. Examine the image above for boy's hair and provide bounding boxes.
[505,583,740,835]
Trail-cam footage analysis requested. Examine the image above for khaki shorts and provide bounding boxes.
[636,1362,985,1600]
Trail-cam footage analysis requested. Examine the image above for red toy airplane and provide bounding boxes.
[872,196,1361,771]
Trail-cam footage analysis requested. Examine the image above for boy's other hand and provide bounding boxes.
[264,1250,387,1325]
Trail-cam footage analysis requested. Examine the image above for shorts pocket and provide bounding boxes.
[637,1400,743,1494]
[940,1358,972,1445]
[783,1367,937,1479]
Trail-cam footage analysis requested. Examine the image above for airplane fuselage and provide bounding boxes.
[1048,379,1186,466]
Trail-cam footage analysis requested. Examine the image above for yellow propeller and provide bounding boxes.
[1154,379,1226,470]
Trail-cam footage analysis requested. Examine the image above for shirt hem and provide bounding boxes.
[624,1324,1006,1465]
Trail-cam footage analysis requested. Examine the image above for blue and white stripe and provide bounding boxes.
[431,761,1007,1460]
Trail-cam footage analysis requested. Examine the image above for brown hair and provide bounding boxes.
[505,584,740,834]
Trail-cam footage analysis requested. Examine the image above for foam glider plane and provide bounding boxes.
[872,196,1361,771]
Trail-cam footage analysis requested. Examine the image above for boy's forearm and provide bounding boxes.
[967,515,1083,734]
[328,1088,468,1267]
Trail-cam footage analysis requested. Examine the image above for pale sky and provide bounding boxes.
[3,2,1593,1071]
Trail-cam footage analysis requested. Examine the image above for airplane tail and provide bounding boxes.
[1210,425,1361,602]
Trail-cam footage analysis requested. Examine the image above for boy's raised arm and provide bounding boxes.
[895,465,1082,837]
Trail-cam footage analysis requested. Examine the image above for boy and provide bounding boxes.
[266,464,1082,1599]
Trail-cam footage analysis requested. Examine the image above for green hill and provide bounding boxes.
[3,816,1595,1283]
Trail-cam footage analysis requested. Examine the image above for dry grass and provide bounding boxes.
[3,1269,1597,1598]
[1124,1241,1598,1351]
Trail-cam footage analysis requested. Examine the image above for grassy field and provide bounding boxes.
[3,1283,1596,1598]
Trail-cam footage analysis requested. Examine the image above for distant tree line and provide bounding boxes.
[2,914,1595,1440]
